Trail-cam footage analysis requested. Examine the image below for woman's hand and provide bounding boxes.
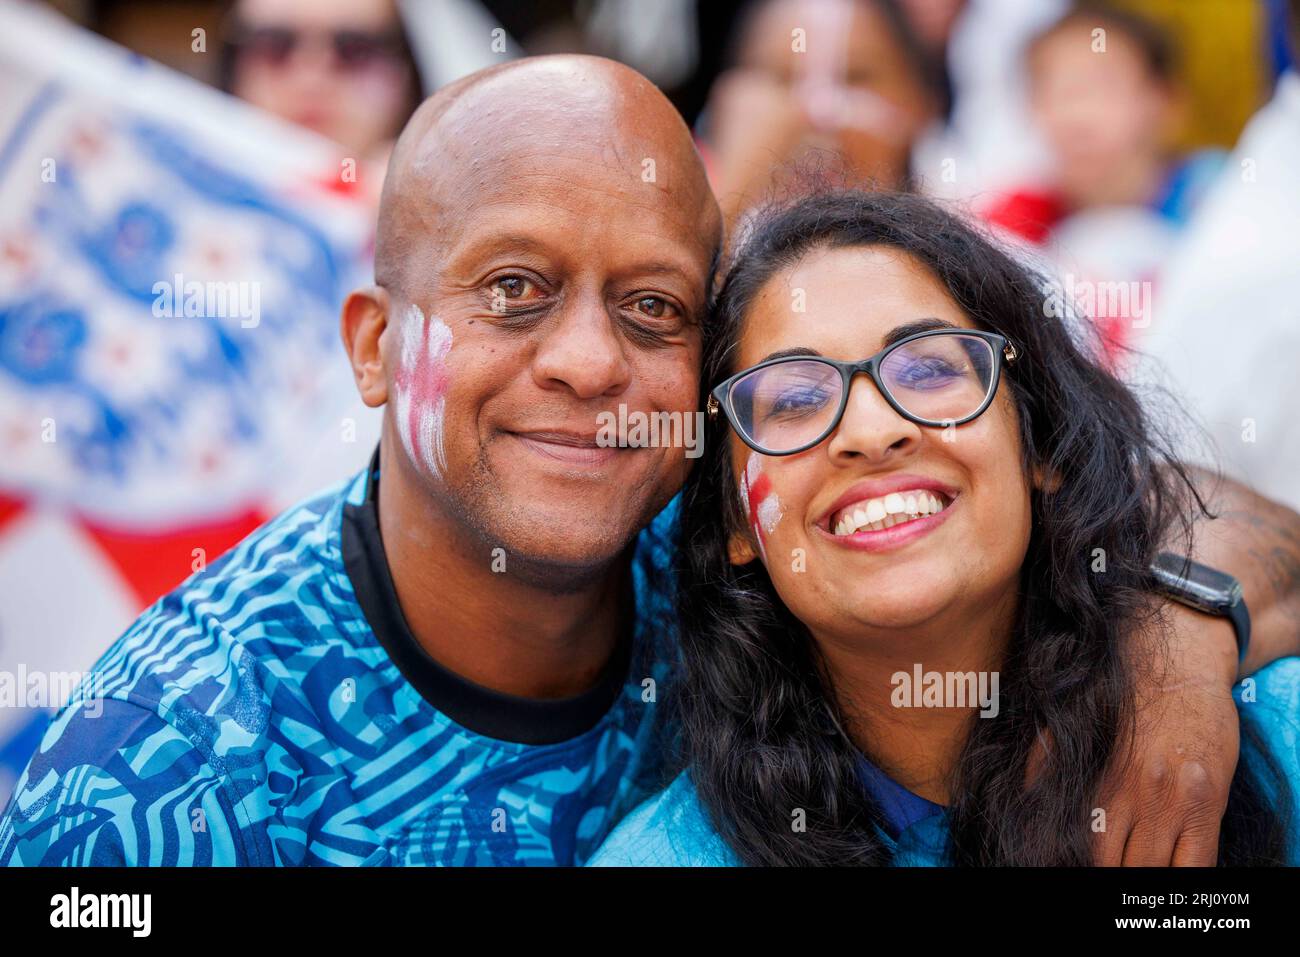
[1092,603,1240,865]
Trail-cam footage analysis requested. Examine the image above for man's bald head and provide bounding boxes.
[374,55,721,294]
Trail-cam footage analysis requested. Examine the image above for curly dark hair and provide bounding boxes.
[670,189,1291,865]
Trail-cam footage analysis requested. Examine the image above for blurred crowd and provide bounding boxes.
[52,0,1288,501]
[26,0,1300,503]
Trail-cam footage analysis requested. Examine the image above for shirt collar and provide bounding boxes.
[341,444,637,745]
[857,756,946,839]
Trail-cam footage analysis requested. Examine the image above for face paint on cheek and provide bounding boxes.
[741,452,782,562]
[392,304,453,481]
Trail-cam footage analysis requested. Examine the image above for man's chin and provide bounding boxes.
[477,504,647,589]
[494,545,632,593]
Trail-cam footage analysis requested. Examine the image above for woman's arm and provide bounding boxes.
[1092,470,1300,865]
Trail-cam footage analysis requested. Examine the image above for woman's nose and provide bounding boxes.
[825,375,922,463]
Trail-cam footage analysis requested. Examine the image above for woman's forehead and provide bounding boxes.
[739,245,973,358]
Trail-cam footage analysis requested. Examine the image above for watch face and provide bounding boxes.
[1152,555,1241,613]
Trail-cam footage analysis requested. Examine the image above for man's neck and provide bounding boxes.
[815,590,1018,805]
[376,452,631,701]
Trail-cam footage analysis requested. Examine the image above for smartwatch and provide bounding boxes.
[1149,552,1250,663]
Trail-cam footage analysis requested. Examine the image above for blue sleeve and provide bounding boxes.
[587,771,739,867]
[0,696,258,866]
[1237,657,1300,861]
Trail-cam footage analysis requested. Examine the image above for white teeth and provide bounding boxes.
[831,488,949,535]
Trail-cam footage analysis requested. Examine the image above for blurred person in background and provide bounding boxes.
[983,3,1226,363]
[908,0,1062,200]
[988,3,1224,243]
[219,0,422,169]
[1139,0,1300,512]
[700,0,947,226]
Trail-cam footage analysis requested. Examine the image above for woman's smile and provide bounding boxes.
[815,474,959,553]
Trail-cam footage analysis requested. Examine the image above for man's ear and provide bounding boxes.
[341,286,390,408]
[728,527,759,566]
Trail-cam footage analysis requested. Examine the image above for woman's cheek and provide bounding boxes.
[738,451,785,564]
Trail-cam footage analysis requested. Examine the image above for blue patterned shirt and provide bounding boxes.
[0,452,676,865]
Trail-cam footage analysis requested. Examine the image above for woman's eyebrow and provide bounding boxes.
[757,346,823,363]
[755,318,959,364]
[882,317,958,346]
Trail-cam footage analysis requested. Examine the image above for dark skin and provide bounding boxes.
[1100,472,1300,865]
[342,57,719,698]
[340,55,1300,863]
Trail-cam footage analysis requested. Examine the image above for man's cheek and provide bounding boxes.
[392,304,454,481]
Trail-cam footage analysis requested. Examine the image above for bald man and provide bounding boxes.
[5,55,1300,867]
[0,56,717,867]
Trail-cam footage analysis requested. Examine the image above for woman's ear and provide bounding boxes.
[1031,462,1063,494]
[728,527,759,566]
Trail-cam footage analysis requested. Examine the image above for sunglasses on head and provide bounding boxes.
[231,24,406,72]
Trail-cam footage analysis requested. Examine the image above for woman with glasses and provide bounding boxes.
[589,190,1300,866]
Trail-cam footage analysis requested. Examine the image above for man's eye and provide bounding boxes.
[635,296,671,318]
[492,276,539,301]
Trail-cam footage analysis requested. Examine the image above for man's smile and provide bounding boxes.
[506,429,627,469]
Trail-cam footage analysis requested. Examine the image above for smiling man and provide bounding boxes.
[0,56,716,866]
[3,56,1300,867]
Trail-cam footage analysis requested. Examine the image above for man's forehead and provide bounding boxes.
[398,136,715,275]
[442,197,714,280]
[410,101,697,202]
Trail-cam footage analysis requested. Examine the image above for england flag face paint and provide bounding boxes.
[393,304,453,481]
[739,451,783,562]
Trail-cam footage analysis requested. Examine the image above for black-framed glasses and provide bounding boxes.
[707,329,1018,456]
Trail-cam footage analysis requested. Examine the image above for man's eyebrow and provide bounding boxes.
[882,317,958,346]
[627,260,702,281]
[457,233,551,256]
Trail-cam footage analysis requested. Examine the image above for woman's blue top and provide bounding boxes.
[589,658,1300,866]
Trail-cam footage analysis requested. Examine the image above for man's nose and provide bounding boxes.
[530,293,632,400]
[825,375,922,464]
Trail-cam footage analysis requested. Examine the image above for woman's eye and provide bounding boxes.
[769,388,830,417]
[896,356,965,388]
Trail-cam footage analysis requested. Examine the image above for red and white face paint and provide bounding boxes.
[392,304,453,481]
[738,451,783,562]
